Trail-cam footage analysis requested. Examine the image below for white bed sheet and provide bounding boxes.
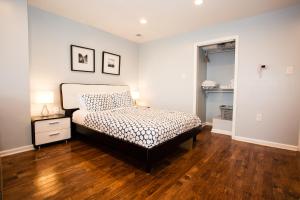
[72,110,88,125]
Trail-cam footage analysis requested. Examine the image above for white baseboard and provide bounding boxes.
[202,122,212,126]
[232,136,298,151]
[211,129,232,136]
[0,145,34,157]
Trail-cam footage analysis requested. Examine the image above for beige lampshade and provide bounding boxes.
[35,91,54,104]
[131,91,140,100]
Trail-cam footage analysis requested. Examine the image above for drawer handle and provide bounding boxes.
[49,122,60,125]
[49,133,60,136]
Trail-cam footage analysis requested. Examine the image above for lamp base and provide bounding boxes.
[41,104,50,117]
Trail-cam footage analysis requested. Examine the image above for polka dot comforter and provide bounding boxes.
[83,106,201,149]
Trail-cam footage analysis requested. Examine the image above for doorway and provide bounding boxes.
[193,36,239,137]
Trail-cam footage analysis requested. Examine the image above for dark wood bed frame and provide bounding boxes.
[60,83,201,173]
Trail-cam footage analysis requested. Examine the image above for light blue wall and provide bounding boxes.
[29,7,139,116]
[207,51,235,85]
[0,0,31,151]
[1,4,140,151]
[139,5,300,146]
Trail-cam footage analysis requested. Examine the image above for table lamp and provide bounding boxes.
[35,91,54,116]
[131,91,140,106]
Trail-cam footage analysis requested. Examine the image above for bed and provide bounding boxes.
[60,83,201,172]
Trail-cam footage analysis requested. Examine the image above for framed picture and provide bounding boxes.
[71,45,95,72]
[102,51,121,75]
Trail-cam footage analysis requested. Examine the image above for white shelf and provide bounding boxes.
[203,88,234,93]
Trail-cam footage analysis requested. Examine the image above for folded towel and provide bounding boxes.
[202,80,217,87]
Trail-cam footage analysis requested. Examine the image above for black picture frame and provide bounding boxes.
[102,51,121,75]
[71,45,95,73]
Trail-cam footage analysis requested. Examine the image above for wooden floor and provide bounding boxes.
[2,127,300,200]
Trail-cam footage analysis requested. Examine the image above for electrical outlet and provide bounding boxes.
[256,113,263,121]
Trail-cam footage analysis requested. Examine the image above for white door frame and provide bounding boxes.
[193,35,239,137]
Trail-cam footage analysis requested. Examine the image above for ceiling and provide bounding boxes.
[28,0,300,43]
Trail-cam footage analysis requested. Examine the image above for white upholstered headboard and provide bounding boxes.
[60,83,130,110]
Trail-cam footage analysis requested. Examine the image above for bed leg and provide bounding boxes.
[71,123,76,137]
[146,162,152,173]
[192,135,197,148]
[193,135,197,143]
[146,150,152,173]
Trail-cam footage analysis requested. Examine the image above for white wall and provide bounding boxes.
[0,0,31,151]
[139,5,300,146]
[206,51,234,122]
[29,7,139,116]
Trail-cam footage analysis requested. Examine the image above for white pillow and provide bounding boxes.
[78,94,87,111]
[80,93,113,112]
[111,91,133,109]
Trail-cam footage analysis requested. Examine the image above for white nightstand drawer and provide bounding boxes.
[35,128,70,145]
[35,118,70,133]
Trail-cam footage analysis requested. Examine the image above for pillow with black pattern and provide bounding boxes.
[111,91,133,109]
[80,93,113,112]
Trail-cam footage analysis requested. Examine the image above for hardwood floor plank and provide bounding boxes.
[2,126,300,200]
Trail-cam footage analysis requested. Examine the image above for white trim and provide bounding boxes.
[211,129,232,136]
[202,122,212,126]
[233,136,298,151]
[193,35,239,137]
[231,36,239,138]
[192,42,198,115]
[0,145,34,157]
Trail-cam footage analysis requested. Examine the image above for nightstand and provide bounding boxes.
[31,114,71,149]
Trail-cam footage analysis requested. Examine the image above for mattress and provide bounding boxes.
[72,107,201,148]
